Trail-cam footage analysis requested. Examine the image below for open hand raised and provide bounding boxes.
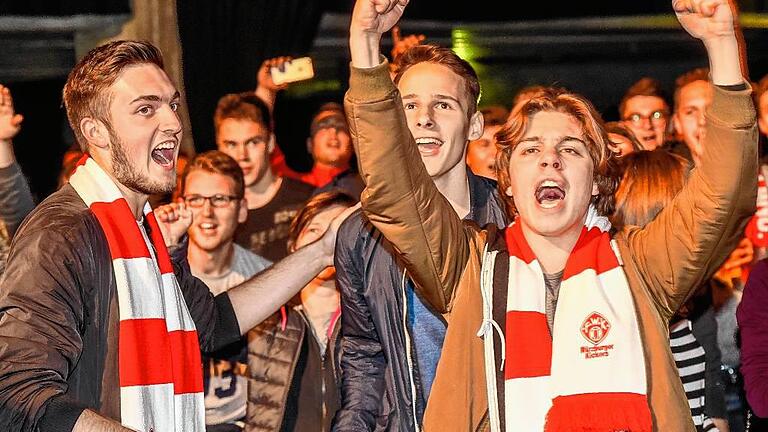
[0,85,23,142]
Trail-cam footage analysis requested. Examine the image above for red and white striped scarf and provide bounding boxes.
[69,157,205,431]
[481,208,652,431]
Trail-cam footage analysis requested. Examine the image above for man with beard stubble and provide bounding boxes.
[0,41,345,432]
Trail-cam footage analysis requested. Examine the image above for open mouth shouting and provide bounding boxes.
[415,137,443,156]
[151,139,177,169]
[535,179,566,209]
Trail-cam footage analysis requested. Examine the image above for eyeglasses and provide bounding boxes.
[183,194,241,208]
[624,110,668,126]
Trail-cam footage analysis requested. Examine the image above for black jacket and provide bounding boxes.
[0,185,242,432]
[246,306,342,432]
[332,170,507,431]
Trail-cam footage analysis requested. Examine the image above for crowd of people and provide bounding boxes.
[1,0,768,431]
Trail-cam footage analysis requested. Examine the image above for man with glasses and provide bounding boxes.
[619,77,671,150]
[215,92,314,262]
[157,150,271,431]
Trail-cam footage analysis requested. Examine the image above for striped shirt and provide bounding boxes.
[670,319,719,432]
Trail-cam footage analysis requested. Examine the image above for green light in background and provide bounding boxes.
[284,79,342,98]
[740,13,768,29]
[452,27,495,105]
[452,27,481,62]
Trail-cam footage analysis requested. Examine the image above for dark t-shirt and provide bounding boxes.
[234,177,314,262]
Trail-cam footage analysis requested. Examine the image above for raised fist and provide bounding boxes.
[673,0,736,42]
[351,0,410,37]
[154,202,193,247]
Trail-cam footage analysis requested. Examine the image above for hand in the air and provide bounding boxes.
[257,57,293,93]
[673,0,736,43]
[0,85,23,142]
[155,202,193,247]
[351,0,410,37]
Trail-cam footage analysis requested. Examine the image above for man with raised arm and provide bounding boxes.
[332,41,506,432]
[0,84,35,276]
[346,0,756,430]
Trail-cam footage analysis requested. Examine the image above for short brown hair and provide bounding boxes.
[181,150,245,199]
[394,44,481,116]
[611,149,689,230]
[513,85,549,109]
[286,191,356,253]
[495,87,620,217]
[214,92,272,135]
[674,67,710,110]
[619,77,669,119]
[63,40,165,152]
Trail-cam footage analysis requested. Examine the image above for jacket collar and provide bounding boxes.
[466,168,508,228]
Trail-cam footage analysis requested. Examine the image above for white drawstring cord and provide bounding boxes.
[476,316,506,372]
[477,245,506,372]
[477,245,503,432]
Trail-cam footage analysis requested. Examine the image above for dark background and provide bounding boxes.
[2,0,768,200]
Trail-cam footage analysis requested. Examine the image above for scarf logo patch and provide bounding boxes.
[581,312,610,345]
[579,312,614,359]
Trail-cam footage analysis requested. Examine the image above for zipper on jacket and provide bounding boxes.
[324,314,342,432]
[277,311,306,429]
[298,307,332,431]
[321,361,327,431]
[401,269,422,432]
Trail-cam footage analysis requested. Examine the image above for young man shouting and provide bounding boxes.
[346,0,756,430]
[0,41,343,432]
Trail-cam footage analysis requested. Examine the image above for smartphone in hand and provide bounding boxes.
[270,57,314,85]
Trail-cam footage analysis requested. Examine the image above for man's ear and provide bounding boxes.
[80,117,109,150]
[238,198,248,224]
[468,111,484,141]
[306,136,313,156]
